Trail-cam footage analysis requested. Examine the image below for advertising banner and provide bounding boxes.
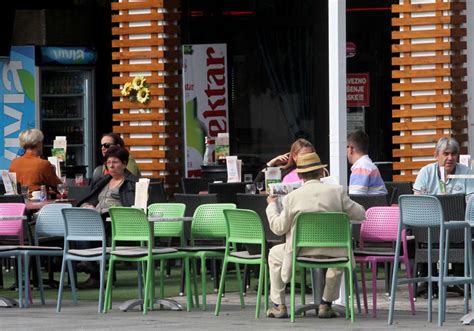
[182,44,229,177]
[0,46,36,169]
[347,73,370,107]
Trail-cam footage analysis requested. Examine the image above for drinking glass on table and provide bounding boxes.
[245,183,256,194]
[21,185,29,201]
[75,174,84,186]
[57,183,66,200]
[256,181,264,194]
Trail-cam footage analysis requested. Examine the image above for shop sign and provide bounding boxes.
[182,44,229,177]
[40,47,97,65]
[0,46,36,169]
[347,73,370,107]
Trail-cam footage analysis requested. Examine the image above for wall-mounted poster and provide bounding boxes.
[182,44,229,177]
[347,73,370,108]
[0,46,36,169]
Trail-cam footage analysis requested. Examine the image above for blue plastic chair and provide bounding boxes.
[388,195,474,326]
[20,203,72,307]
[57,208,107,313]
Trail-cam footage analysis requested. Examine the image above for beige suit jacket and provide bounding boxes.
[266,179,365,282]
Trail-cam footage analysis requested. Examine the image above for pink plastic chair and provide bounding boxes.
[0,203,27,244]
[354,206,415,318]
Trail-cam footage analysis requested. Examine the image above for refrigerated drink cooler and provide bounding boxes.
[38,57,95,178]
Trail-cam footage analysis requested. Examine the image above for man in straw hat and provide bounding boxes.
[265,152,365,319]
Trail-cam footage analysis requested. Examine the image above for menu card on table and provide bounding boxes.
[226,156,242,182]
[134,178,150,212]
[1,170,18,194]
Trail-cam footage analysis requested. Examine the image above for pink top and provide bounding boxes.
[282,169,302,184]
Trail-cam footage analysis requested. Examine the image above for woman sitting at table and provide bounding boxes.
[76,145,138,289]
[90,132,141,188]
[78,145,138,215]
[9,128,62,193]
[255,138,315,184]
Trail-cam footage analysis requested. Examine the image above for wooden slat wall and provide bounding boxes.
[111,0,181,195]
[391,0,468,182]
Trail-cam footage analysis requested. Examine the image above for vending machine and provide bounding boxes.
[37,47,96,177]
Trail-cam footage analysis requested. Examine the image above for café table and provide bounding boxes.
[111,215,194,312]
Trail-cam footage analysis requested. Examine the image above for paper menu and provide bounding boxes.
[1,170,17,194]
[226,156,241,182]
[48,157,61,178]
[52,136,67,162]
[134,178,150,211]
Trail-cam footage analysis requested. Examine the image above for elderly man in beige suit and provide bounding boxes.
[265,152,365,319]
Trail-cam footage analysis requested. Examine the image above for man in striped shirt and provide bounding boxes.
[346,131,387,195]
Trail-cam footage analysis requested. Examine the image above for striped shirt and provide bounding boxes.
[349,155,387,195]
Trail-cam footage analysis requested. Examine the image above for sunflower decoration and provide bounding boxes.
[120,76,151,105]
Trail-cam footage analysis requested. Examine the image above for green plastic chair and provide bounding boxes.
[214,208,268,319]
[147,203,189,300]
[178,203,236,310]
[104,207,192,314]
[290,212,354,323]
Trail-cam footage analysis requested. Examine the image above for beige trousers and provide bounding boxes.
[268,243,343,305]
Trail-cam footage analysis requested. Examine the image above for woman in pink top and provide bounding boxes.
[256,138,315,184]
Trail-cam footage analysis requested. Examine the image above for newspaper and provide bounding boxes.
[268,181,303,196]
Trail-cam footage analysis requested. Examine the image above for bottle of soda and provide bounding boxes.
[40,185,47,201]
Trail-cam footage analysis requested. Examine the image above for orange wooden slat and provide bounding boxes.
[392,68,466,79]
[392,94,467,105]
[112,50,181,60]
[393,161,433,171]
[391,15,465,27]
[112,75,180,85]
[124,137,182,146]
[130,150,180,158]
[392,54,466,66]
[111,12,179,23]
[392,107,467,118]
[392,148,437,157]
[111,0,180,10]
[112,63,180,73]
[392,134,450,145]
[392,2,465,13]
[392,41,466,53]
[393,174,416,183]
[112,38,180,48]
[113,124,180,134]
[392,120,453,131]
[112,87,181,97]
[392,28,465,40]
[392,81,466,92]
[111,25,179,35]
[112,100,180,109]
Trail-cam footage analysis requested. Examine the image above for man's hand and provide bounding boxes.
[267,195,278,205]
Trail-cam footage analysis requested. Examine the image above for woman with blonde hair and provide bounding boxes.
[9,128,62,192]
[256,138,315,184]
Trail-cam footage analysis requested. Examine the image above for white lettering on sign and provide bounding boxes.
[203,47,227,144]
[2,61,24,160]
[52,49,85,61]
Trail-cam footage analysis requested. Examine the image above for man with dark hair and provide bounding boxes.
[265,152,365,319]
[346,130,387,195]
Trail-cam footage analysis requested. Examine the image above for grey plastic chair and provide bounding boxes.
[388,195,474,326]
[0,246,23,307]
[20,203,72,307]
[57,208,107,313]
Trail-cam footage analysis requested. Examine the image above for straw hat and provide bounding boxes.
[296,152,327,173]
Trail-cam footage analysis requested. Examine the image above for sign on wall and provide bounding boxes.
[182,44,229,177]
[0,46,36,169]
[347,73,370,107]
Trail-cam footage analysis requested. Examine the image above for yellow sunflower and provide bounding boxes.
[136,87,150,104]
[121,82,132,96]
[132,76,146,90]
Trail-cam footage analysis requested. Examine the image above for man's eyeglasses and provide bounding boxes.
[101,143,114,149]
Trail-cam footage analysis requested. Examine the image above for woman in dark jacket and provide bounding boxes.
[76,145,139,289]
[78,145,139,213]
